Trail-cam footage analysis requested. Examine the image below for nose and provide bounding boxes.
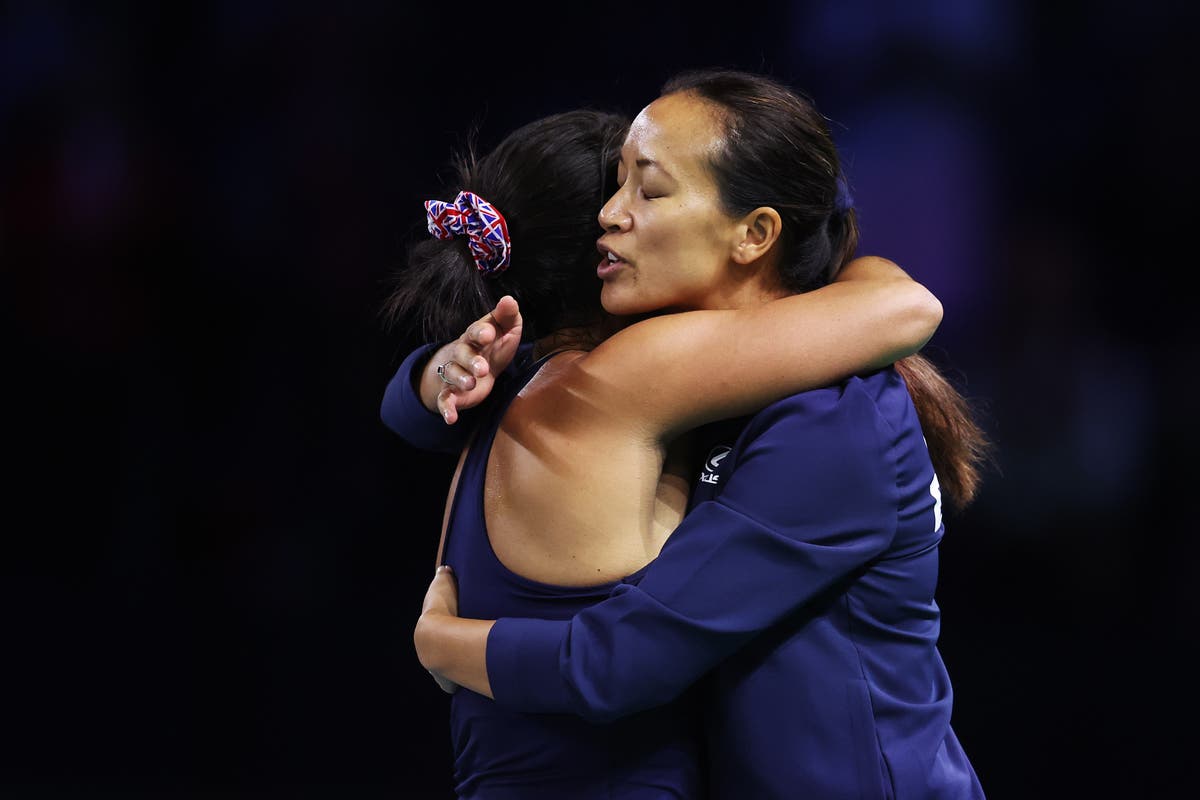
[598,189,631,233]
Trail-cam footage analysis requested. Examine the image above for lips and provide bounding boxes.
[597,256,625,280]
[596,242,627,280]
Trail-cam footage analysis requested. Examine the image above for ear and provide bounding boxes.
[730,207,782,265]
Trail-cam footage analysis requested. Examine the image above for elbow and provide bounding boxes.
[380,404,397,434]
[907,283,943,350]
[380,407,398,435]
[379,386,404,434]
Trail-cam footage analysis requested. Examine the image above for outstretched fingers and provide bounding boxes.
[432,296,524,425]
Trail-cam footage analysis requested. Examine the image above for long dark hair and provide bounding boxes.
[381,109,630,342]
[663,69,992,511]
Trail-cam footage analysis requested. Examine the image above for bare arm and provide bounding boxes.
[574,255,941,438]
[414,567,493,696]
[427,256,939,436]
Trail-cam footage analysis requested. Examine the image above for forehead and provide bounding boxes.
[621,92,725,176]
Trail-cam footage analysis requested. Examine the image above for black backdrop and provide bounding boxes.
[4,2,1197,797]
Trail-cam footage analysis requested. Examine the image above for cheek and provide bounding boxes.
[658,219,722,282]
[640,213,695,274]
[632,202,726,303]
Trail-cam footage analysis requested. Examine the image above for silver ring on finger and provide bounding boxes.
[436,360,456,386]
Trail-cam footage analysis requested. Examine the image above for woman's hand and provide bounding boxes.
[419,295,525,424]
[417,566,461,694]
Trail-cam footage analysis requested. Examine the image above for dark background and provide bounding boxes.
[3,1,1196,797]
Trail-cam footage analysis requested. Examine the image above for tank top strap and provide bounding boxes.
[439,347,576,570]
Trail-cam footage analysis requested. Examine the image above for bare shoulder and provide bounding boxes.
[504,349,657,439]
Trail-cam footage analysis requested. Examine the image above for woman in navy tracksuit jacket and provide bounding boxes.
[409,69,991,799]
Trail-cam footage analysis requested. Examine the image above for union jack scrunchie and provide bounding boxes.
[424,191,512,275]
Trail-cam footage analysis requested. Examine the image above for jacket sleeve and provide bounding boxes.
[379,343,472,454]
[486,382,900,722]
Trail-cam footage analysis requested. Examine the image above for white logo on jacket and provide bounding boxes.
[699,446,732,485]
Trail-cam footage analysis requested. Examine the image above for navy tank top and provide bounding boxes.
[442,347,705,799]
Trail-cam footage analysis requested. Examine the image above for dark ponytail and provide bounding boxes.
[893,354,993,513]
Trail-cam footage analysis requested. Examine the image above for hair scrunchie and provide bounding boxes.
[424,191,512,275]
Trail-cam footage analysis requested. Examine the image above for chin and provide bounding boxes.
[601,285,645,317]
[599,284,626,315]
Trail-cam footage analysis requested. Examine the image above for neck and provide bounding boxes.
[700,272,789,311]
[684,252,786,310]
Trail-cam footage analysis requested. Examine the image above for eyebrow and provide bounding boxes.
[618,149,675,180]
[635,157,672,178]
